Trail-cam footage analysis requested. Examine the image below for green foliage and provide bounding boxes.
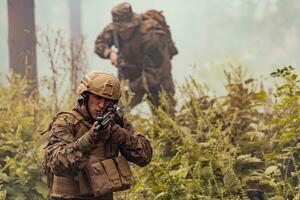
[0,74,49,199]
[123,66,300,200]
[1,65,299,199]
[0,72,75,200]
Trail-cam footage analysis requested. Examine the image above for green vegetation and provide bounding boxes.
[0,73,49,199]
[123,66,300,200]
[0,66,299,199]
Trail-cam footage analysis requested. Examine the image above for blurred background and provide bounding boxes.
[1,0,299,96]
[2,2,300,199]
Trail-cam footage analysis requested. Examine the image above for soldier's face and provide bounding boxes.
[88,93,114,120]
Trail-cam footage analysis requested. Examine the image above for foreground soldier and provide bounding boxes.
[43,71,152,200]
[95,2,178,111]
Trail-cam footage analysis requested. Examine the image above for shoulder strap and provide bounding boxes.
[36,112,72,147]
[69,110,93,129]
[36,111,91,147]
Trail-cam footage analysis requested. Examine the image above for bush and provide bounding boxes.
[0,66,299,199]
[0,74,49,199]
[124,66,300,200]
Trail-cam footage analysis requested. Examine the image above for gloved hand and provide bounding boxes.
[75,123,110,154]
[92,120,111,140]
[110,124,129,144]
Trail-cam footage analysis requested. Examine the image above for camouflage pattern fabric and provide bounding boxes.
[94,16,175,109]
[44,104,152,199]
[119,118,152,166]
[44,112,87,176]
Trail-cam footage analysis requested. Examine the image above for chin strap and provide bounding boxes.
[82,92,119,122]
[82,92,94,121]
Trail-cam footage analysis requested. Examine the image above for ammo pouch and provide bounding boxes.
[85,156,135,197]
[52,175,81,197]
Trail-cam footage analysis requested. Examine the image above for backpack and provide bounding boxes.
[141,10,178,58]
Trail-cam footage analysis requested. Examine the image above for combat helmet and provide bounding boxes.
[111,2,141,31]
[76,71,121,101]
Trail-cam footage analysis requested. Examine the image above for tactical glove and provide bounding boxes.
[110,124,129,144]
[93,120,111,140]
[75,124,110,154]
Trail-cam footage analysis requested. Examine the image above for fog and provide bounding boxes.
[1,0,299,95]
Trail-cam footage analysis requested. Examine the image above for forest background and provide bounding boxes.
[1,0,300,199]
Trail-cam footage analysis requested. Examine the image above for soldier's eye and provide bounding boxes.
[93,94,103,101]
[95,96,102,100]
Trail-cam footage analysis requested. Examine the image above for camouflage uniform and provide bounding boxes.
[44,72,152,200]
[95,3,177,110]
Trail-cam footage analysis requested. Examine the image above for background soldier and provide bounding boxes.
[43,71,152,200]
[95,2,178,112]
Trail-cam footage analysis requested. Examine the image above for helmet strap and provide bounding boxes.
[82,92,94,121]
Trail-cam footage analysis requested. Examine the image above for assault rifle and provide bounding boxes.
[94,105,124,131]
[112,30,127,80]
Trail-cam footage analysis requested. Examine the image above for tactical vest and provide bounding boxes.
[44,110,135,199]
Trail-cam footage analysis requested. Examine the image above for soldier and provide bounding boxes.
[95,2,178,112]
[43,71,152,200]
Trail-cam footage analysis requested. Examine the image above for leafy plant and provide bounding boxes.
[1,63,300,199]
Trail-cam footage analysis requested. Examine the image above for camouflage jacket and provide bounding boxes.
[94,18,173,91]
[44,104,152,177]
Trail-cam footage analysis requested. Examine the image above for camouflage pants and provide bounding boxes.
[130,75,176,113]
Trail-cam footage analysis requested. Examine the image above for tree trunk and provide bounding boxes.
[69,0,82,92]
[7,0,37,90]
